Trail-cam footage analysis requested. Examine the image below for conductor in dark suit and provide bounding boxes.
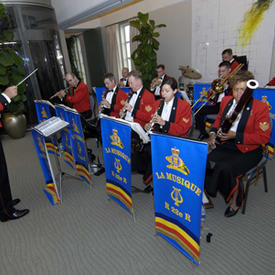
[0,86,29,222]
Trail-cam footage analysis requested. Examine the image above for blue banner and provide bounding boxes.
[32,129,60,206]
[193,83,212,110]
[34,100,57,154]
[65,109,92,185]
[151,133,208,265]
[101,117,132,214]
[253,87,275,158]
[94,87,130,107]
[55,105,75,168]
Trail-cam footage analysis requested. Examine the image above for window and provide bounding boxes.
[119,23,132,71]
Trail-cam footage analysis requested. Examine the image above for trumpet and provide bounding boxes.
[193,63,243,116]
[150,77,162,91]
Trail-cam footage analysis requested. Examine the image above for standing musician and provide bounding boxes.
[120,70,155,129]
[1,86,29,222]
[204,71,271,217]
[196,61,231,140]
[222,48,240,72]
[151,64,171,100]
[56,73,92,119]
[100,73,128,118]
[140,78,192,192]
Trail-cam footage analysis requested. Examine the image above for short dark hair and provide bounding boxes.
[162,77,178,90]
[222,48,233,55]
[128,70,142,80]
[156,64,165,70]
[219,61,231,69]
[104,73,116,82]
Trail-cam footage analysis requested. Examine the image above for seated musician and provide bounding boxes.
[204,71,271,217]
[100,73,128,118]
[140,78,192,192]
[151,64,171,100]
[120,70,155,128]
[222,48,239,72]
[196,61,231,140]
[57,73,92,119]
[119,67,129,87]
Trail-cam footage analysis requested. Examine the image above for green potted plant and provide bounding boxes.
[130,12,166,89]
[0,3,27,138]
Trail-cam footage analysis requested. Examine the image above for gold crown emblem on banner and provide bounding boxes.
[166,147,190,175]
[110,128,124,149]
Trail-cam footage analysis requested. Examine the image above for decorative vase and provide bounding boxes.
[2,113,27,139]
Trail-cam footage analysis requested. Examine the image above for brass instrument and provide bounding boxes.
[150,77,162,91]
[193,63,243,116]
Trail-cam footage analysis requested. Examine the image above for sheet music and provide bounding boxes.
[33,116,69,137]
[100,114,150,143]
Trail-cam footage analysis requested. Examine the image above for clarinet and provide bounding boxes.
[120,90,135,119]
[147,99,164,132]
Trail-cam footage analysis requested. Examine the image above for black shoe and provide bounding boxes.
[144,185,153,193]
[1,208,30,222]
[198,133,209,141]
[224,206,239,217]
[8,198,21,207]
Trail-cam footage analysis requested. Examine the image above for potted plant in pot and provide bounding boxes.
[0,3,27,138]
[130,12,166,89]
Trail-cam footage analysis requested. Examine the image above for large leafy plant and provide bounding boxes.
[0,3,26,115]
[130,12,166,89]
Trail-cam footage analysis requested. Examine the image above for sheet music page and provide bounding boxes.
[34,116,69,137]
[100,114,150,143]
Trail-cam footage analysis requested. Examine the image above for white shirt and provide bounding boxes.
[124,87,142,122]
[1,93,11,103]
[161,98,174,121]
[155,74,165,96]
[123,78,128,86]
[105,86,117,107]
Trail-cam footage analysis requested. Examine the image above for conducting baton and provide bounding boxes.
[16,68,38,87]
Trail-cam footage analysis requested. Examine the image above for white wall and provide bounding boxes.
[150,0,192,80]
[192,0,275,86]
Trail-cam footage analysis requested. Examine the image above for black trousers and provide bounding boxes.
[0,137,13,213]
[195,103,220,134]
[205,143,262,207]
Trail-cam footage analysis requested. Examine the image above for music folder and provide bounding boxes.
[99,114,150,144]
[33,116,69,137]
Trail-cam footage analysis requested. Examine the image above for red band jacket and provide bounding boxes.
[0,94,9,128]
[102,87,127,118]
[211,96,271,153]
[153,97,192,137]
[130,87,155,128]
[65,81,91,113]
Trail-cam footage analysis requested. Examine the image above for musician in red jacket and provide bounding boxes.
[222,48,240,72]
[141,78,192,192]
[120,70,155,129]
[58,73,91,119]
[100,73,127,118]
[204,71,271,217]
[0,86,29,222]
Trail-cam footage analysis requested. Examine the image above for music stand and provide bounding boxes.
[34,116,83,202]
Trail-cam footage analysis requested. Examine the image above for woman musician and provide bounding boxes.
[137,78,192,192]
[204,71,271,217]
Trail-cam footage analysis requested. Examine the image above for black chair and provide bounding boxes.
[241,119,274,214]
